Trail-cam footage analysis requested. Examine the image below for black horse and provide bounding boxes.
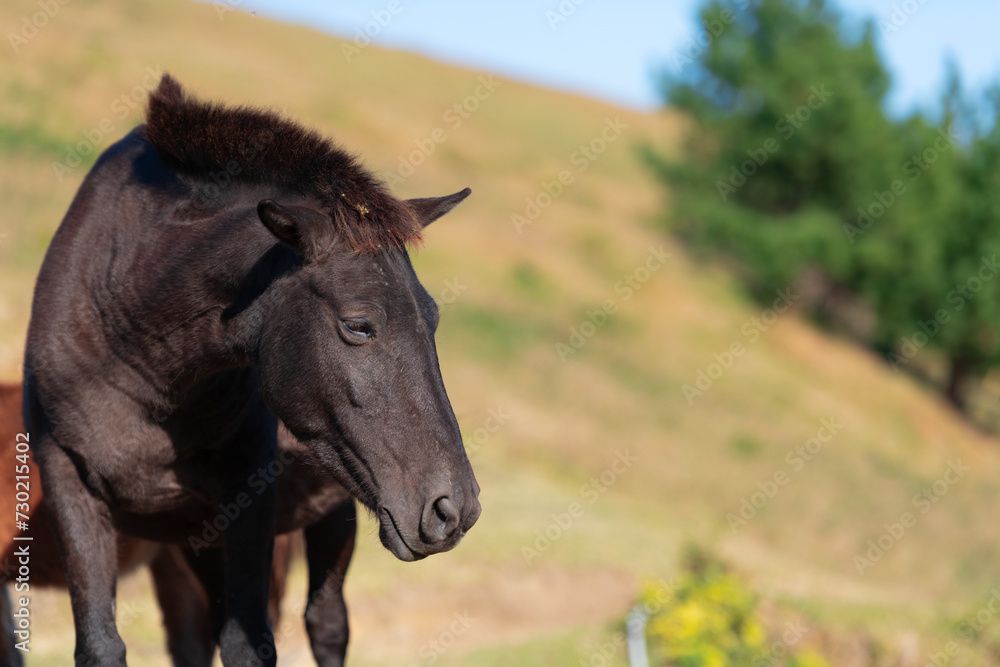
[23,74,480,666]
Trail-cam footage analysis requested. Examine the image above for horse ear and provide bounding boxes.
[258,199,304,251]
[405,188,471,228]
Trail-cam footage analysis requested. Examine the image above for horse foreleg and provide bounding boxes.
[304,500,356,667]
[217,417,278,667]
[0,586,23,667]
[149,546,215,667]
[36,437,125,666]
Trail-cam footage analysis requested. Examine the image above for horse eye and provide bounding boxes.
[342,319,374,339]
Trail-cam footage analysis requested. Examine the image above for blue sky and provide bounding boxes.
[239,0,1000,117]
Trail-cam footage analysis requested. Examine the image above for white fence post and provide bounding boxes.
[626,605,649,667]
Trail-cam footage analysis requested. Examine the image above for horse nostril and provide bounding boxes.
[434,497,455,524]
[422,496,460,544]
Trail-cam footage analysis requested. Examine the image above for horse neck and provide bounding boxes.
[108,208,294,397]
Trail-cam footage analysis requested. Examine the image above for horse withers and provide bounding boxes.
[23,74,480,666]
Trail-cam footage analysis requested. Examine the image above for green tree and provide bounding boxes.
[647,0,898,301]
[647,0,1000,410]
[908,82,1000,406]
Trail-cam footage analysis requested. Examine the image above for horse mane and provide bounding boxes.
[143,73,420,252]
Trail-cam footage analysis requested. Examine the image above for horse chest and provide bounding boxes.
[100,423,239,515]
[107,455,206,516]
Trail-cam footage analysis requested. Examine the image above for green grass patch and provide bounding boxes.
[0,121,66,159]
[445,302,553,362]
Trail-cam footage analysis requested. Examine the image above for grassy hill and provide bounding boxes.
[2,0,1000,664]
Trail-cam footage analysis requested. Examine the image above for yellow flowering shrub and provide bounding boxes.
[641,546,831,667]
